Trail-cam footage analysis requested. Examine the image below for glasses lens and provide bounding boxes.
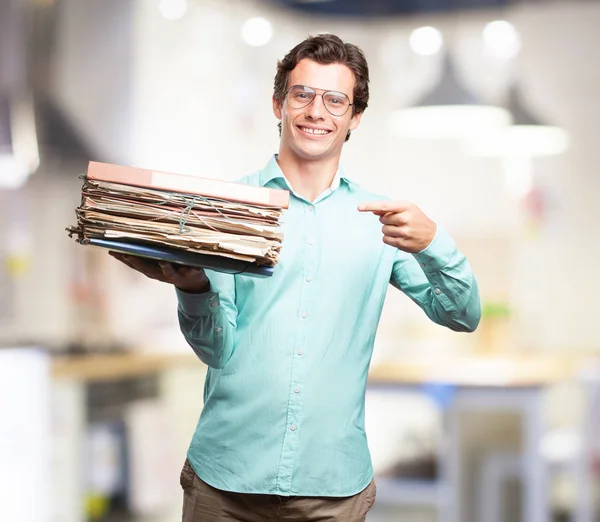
[287,86,315,109]
[323,92,350,116]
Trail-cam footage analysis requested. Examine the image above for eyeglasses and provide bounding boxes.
[285,85,353,117]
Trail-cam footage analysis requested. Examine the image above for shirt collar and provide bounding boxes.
[258,154,356,190]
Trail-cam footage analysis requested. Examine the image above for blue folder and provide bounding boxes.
[84,237,274,278]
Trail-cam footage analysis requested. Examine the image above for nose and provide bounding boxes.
[305,94,327,120]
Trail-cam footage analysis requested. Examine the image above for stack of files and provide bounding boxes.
[66,162,290,277]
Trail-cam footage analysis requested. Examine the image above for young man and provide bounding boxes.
[112,34,480,522]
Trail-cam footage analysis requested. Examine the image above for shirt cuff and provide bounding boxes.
[412,226,457,273]
[176,287,220,316]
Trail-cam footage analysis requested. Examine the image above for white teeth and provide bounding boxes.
[301,127,329,135]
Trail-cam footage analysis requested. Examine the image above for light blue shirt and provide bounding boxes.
[176,155,480,497]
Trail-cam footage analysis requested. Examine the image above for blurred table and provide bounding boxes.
[368,354,588,522]
[368,353,584,387]
[52,351,198,382]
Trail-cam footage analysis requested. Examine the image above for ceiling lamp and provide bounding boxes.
[0,93,39,190]
[464,84,570,158]
[390,53,512,139]
[242,17,273,47]
[409,26,444,57]
[464,84,569,198]
[482,20,522,60]
[159,0,187,21]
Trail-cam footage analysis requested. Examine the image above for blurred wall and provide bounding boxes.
[21,0,600,355]
[51,0,135,166]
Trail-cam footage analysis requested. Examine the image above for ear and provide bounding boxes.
[272,96,282,120]
[349,111,362,132]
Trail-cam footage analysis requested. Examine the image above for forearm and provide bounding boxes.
[393,227,481,333]
[418,266,481,332]
[176,289,236,368]
[412,230,481,332]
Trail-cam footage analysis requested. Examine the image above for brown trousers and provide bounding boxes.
[180,459,377,522]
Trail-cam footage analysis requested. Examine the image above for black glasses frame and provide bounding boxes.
[285,85,354,117]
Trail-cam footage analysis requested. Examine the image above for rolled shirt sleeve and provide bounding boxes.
[391,226,481,332]
[176,271,237,368]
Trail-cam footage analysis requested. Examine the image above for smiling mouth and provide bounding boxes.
[298,126,332,136]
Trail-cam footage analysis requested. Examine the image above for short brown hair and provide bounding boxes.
[274,34,370,141]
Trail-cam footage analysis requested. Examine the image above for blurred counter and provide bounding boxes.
[51,352,199,381]
[368,354,593,387]
[51,351,594,385]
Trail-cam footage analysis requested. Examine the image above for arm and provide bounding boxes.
[108,252,238,368]
[358,199,481,332]
[391,227,481,332]
[176,270,237,369]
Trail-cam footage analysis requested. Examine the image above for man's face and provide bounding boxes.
[273,59,362,163]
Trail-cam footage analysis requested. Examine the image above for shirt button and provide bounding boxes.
[308,207,314,212]
[435,288,441,295]
[294,387,300,394]
[297,349,303,356]
[290,424,297,431]
[209,295,216,301]
[301,311,308,318]
[210,301,218,307]
[421,263,426,268]
[307,238,314,246]
[216,327,222,333]
[306,275,313,282]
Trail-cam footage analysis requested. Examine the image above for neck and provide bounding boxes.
[276,150,340,201]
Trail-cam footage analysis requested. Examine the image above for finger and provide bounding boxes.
[358,201,391,213]
[379,212,409,226]
[159,261,180,282]
[358,200,411,214]
[159,262,204,284]
[383,235,401,247]
[109,252,137,270]
[382,225,409,238]
[125,255,165,279]
[177,265,203,278]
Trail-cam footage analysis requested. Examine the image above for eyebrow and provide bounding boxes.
[292,85,350,97]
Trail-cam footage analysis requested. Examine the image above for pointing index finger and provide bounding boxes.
[358,200,409,213]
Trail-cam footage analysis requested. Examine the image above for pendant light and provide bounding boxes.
[464,83,570,157]
[464,83,569,197]
[390,53,512,139]
[0,93,39,190]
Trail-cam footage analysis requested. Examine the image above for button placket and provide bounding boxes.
[276,202,316,492]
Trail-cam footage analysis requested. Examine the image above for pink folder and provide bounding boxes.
[86,161,290,209]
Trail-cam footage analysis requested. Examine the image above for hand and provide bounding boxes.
[109,252,211,293]
[358,200,436,253]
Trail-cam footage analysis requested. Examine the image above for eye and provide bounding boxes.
[325,93,348,106]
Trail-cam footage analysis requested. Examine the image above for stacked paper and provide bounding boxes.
[67,162,289,275]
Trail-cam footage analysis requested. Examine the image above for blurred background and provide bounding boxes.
[1,0,599,521]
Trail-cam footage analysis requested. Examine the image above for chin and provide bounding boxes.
[297,139,337,157]
[297,146,333,161]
